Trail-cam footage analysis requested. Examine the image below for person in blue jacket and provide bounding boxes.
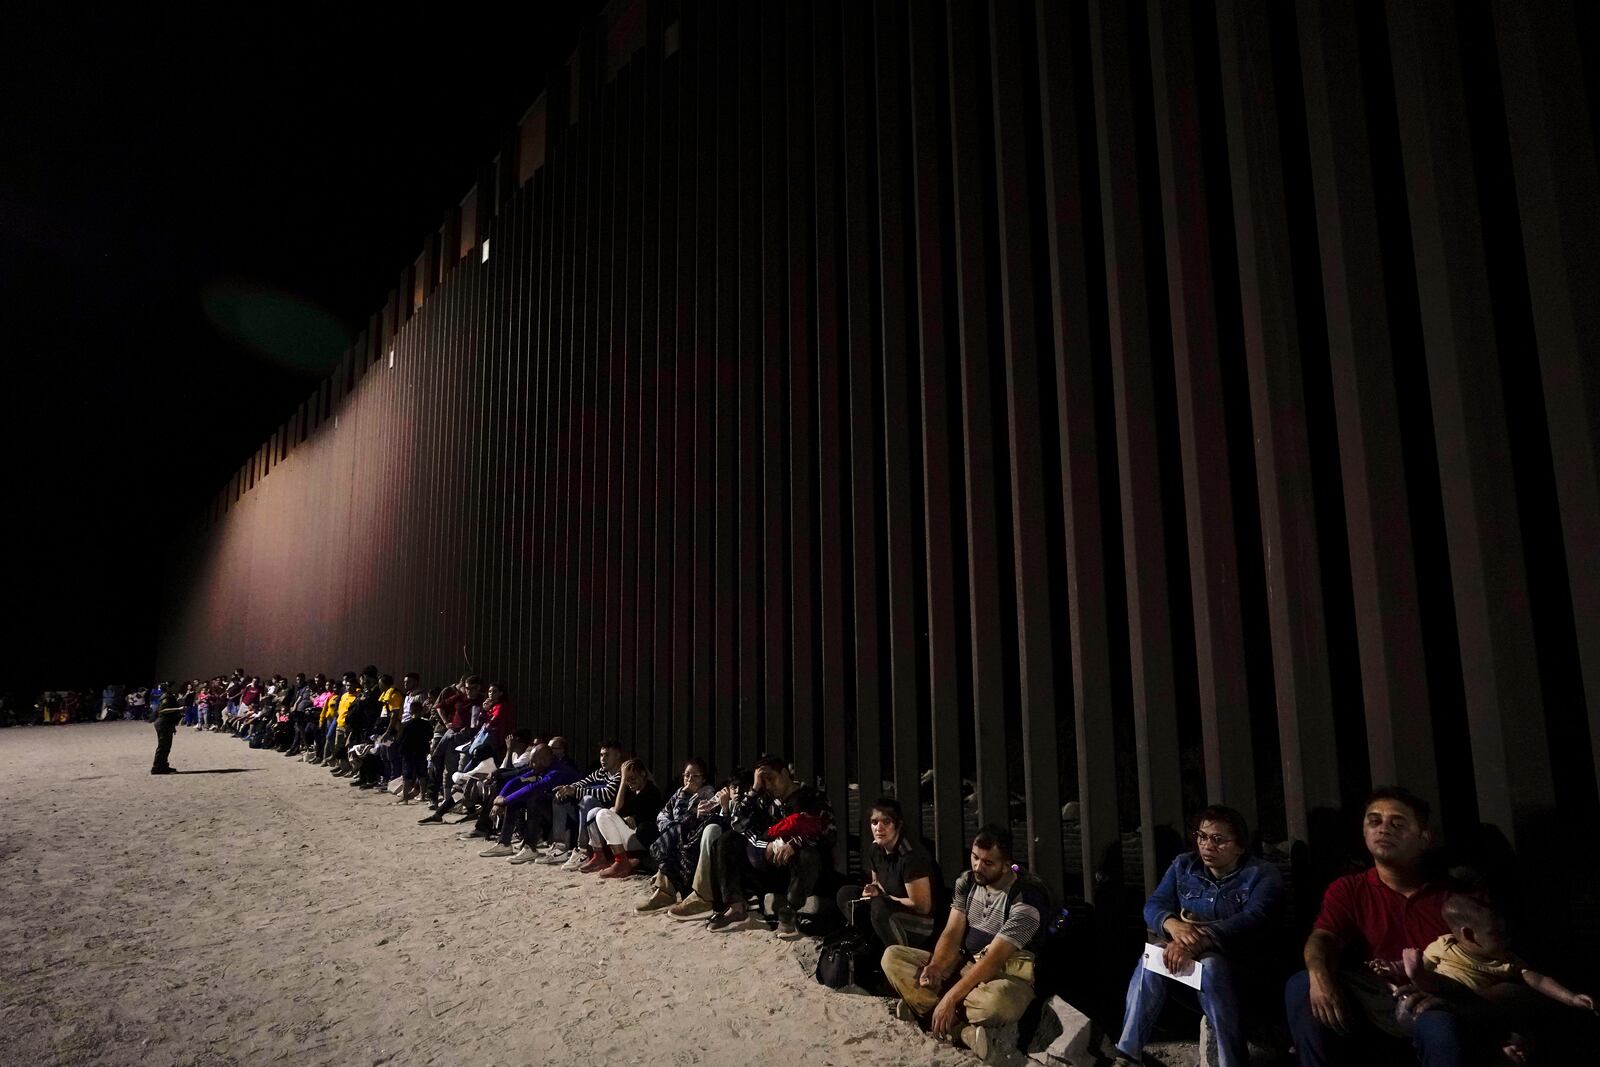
[1115,805,1284,1067]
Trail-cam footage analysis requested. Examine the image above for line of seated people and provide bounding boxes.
[226,664,1593,1067]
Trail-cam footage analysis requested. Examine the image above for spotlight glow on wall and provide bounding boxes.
[389,349,395,368]
[481,239,491,263]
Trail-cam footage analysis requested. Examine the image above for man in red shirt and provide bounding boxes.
[418,675,482,823]
[1286,788,1481,1066]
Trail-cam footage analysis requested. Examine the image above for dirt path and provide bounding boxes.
[0,722,972,1067]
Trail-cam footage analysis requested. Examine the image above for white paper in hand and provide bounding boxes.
[1143,942,1204,990]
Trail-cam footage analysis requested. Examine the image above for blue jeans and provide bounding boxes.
[549,794,604,849]
[1285,969,1481,1067]
[1118,952,1247,1067]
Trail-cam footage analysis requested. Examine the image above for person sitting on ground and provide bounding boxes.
[1372,893,1597,1064]
[453,727,535,813]
[836,797,941,948]
[540,739,626,865]
[637,757,717,912]
[581,758,665,878]
[347,672,399,787]
[699,754,836,937]
[883,825,1044,1064]
[1114,805,1284,1067]
[480,684,511,758]
[476,744,581,858]
[666,771,749,921]
[1286,787,1473,1067]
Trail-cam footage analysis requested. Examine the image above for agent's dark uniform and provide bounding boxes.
[152,690,186,774]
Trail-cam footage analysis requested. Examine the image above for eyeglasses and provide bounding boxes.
[1194,831,1235,847]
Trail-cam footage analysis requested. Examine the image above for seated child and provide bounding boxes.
[1381,894,1595,1063]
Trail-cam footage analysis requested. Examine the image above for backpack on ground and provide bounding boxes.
[815,927,881,989]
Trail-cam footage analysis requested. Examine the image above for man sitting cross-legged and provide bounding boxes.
[884,825,1043,1065]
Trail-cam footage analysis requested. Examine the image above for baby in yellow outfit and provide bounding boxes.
[1397,894,1594,1063]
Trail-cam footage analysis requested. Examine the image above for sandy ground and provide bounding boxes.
[0,722,983,1067]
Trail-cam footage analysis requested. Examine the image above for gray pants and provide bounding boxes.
[834,886,937,947]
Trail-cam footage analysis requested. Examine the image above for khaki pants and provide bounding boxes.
[882,944,1036,1028]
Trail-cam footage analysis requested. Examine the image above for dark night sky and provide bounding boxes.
[2,2,594,697]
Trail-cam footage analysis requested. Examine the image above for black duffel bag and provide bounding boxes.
[815,926,882,989]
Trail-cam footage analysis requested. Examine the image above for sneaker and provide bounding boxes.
[892,999,919,1024]
[775,919,802,939]
[537,845,572,865]
[963,1022,1019,1066]
[636,889,676,912]
[509,846,541,865]
[599,856,639,879]
[667,896,714,921]
[478,844,515,858]
[707,908,754,932]
[578,852,611,874]
[417,811,444,825]
[561,850,591,872]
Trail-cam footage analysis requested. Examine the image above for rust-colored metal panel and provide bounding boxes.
[1387,0,1554,845]
[1035,0,1123,905]
[1146,0,1258,824]
[1492,0,1600,797]
[1089,0,1184,892]
[873,0,924,843]
[945,0,1008,833]
[811,0,852,858]
[907,0,965,878]
[1216,0,1343,842]
[1297,0,1437,805]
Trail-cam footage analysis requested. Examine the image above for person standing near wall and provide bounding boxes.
[151,681,189,774]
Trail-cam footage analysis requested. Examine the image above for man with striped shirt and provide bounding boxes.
[883,825,1043,1064]
[542,739,625,868]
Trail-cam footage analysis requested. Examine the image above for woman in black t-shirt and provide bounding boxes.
[836,797,942,947]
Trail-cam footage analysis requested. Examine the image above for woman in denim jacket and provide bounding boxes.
[1115,805,1284,1067]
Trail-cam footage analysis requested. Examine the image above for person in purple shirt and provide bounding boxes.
[474,745,582,860]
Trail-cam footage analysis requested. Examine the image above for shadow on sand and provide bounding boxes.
[175,768,259,775]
